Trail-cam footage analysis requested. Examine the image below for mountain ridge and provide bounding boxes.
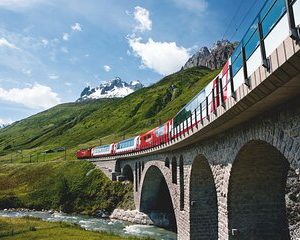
[77,77,144,102]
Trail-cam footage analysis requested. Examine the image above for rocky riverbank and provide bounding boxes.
[0,209,177,240]
[110,209,153,225]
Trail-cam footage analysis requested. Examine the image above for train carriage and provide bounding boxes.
[220,60,231,102]
[172,87,206,138]
[91,144,115,157]
[115,136,140,154]
[139,119,173,149]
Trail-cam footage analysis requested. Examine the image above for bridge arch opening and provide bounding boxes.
[165,157,170,168]
[122,165,134,183]
[190,154,218,239]
[140,166,177,232]
[179,155,184,211]
[228,140,290,240]
[171,157,177,184]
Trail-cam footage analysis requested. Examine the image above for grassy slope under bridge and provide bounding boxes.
[0,67,219,162]
[0,161,135,214]
[0,217,151,240]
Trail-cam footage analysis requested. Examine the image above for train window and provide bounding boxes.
[93,145,110,154]
[231,43,242,64]
[244,30,259,60]
[243,18,258,45]
[117,138,135,149]
[156,126,164,136]
[260,0,276,21]
[261,0,285,38]
[148,134,151,139]
[232,53,243,76]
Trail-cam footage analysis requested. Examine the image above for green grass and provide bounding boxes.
[0,161,135,214]
[0,217,151,240]
[0,67,219,162]
[0,67,218,215]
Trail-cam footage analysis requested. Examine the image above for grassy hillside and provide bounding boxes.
[0,67,218,161]
[0,161,134,214]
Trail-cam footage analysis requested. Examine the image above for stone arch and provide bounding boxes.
[228,140,290,240]
[140,165,177,232]
[190,154,218,240]
[122,164,134,183]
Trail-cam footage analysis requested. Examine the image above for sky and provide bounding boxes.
[0,0,266,124]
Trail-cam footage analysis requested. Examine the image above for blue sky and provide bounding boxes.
[0,0,266,124]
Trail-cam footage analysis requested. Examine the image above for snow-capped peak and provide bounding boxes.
[77,77,144,102]
[129,80,143,91]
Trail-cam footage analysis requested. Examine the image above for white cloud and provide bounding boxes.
[128,37,190,75]
[0,118,13,126]
[62,33,69,41]
[48,74,59,80]
[134,6,152,32]
[0,38,20,50]
[170,0,208,13]
[65,82,72,86]
[71,23,82,32]
[41,39,48,46]
[103,65,111,72]
[0,83,61,109]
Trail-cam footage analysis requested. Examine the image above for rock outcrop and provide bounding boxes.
[183,40,237,70]
[110,209,153,225]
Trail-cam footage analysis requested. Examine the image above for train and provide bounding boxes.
[76,61,232,159]
[77,0,298,159]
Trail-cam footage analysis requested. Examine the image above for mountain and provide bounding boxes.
[0,67,218,160]
[77,77,144,102]
[183,40,237,70]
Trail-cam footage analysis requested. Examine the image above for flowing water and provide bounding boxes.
[0,210,177,240]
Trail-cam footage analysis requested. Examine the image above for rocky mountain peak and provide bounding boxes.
[77,77,144,102]
[183,40,237,70]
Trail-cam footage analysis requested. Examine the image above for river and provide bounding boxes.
[0,210,177,240]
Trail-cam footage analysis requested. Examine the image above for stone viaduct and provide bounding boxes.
[89,3,300,240]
